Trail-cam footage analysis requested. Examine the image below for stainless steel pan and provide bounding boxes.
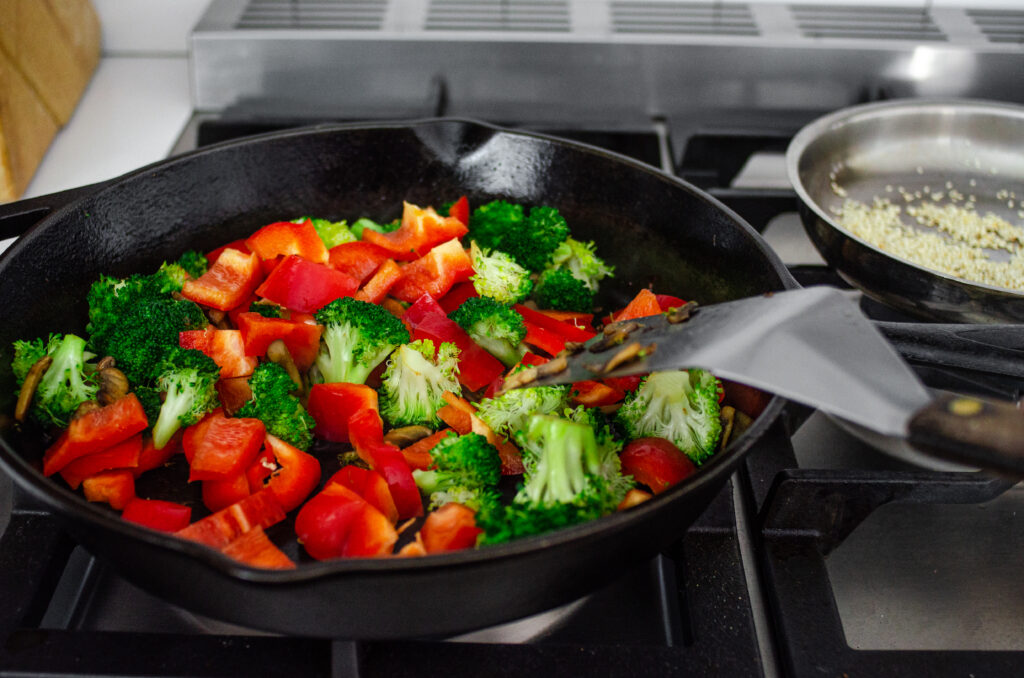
[786,99,1024,323]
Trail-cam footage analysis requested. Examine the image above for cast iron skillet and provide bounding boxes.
[0,119,795,639]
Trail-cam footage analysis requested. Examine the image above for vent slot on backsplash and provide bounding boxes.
[425,0,570,32]
[610,1,758,36]
[790,4,946,41]
[236,0,388,29]
[968,10,1024,44]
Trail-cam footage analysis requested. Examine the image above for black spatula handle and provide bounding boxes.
[908,393,1024,476]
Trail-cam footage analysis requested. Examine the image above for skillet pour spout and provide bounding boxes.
[0,119,795,638]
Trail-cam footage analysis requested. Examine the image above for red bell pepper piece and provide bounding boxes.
[182,248,263,312]
[408,312,505,392]
[388,239,474,303]
[81,470,136,510]
[188,415,266,482]
[614,289,663,321]
[447,195,470,227]
[655,294,686,311]
[439,392,525,476]
[255,254,359,313]
[533,308,594,326]
[437,281,479,313]
[179,327,258,378]
[244,219,329,265]
[354,258,403,304]
[327,241,394,284]
[205,239,250,267]
[327,466,399,525]
[181,409,223,464]
[620,437,697,494]
[235,312,323,372]
[134,433,181,477]
[43,394,148,476]
[419,502,482,553]
[202,472,252,513]
[348,409,423,520]
[261,433,322,513]
[122,498,192,533]
[603,375,646,393]
[215,376,254,415]
[294,484,397,560]
[245,448,276,493]
[221,526,296,569]
[569,380,626,407]
[362,202,469,261]
[307,382,379,443]
[522,319,567,357]
[398,429,453,471]
[59,433,142,490]
[513,303,596,343]
[176,488,286,549]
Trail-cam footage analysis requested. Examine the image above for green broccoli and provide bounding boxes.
[350,216,400,240]
[477,414,631,544]
[501,205,570,272]
[615,370,723,465]
[379,339,461,429]
[412,432,502,510]
[156,250,210,293]
[248,301,286,319]
[86,272,209,386]
[135,385,163,427]
[175,250,209,279]
[12,334,99,428]
[448,296,526,368]
[469,241,534,305]
[475,384,570,439]
[547,237,614,292]
[533,268,594,312]
[313,296,410,384]
[236,361,316,450]
[467,200,525,252]
[150,347,221,449]
[295,217,357,249]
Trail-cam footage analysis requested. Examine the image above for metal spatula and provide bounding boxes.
[521,286,1024,476]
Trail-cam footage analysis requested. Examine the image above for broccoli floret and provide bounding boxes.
[477,414,630,545]
[547,237,614,292]
[87,273,169,336]
[313,296,410,385]
[13,334,100,428]
[135,385,163,427]
[236,361,316,450]
[296,217,357,249]
[475,385,570,439]
[501,205,570,272]
[412,432,502,509]
[448,296,526,368]
[469,241,534,305]
[249,301,286,319]
[175,250,209,279]
[467,200,525,252]
[150,347,220,449]
[379,339,461,429]
[533,268,594,312]
[11,337,48,385]
[615,370,723,465]
[350,217,400,240]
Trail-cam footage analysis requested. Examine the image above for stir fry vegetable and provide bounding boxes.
[11,196,734,568]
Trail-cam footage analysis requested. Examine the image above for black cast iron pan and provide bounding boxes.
[0,119,794,639]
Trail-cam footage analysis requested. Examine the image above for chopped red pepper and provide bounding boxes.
[513,304,596,343]
[81,470,136,510]
[179,327,258,378]
[348,409,423,520]
[354,258,403,304]
[221,526,296,569]
[244,219,328,265]
[569,380,626,407]
[522,319,567,357]
[261,433,321,513]
[255,254,359,313]
[59,433,142,490]
[447,195,470,226]
[294,484,397,560]
[437,281,479,313]
[235,312,323,372]
[205,239,250,267]
[620,437,697,494]
[614,289,662,321]
[182,248,263,312]
[134,433,181,477]
[388,239,474,303]
[419,502,482,553]
[202,472,252,513]
[327,241,394,283]
[121,498,192,533]
[188,416,266,482]
[327,466,399,525]
[408,312,505,392]
[43,394,148,476]
[362,202,469,261]
[655,294,686,311]
[307,382,378,443]
[214,376,254,415]
[399,429,453,471]
[176,489,286,549]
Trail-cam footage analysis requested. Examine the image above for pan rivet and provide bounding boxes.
[948,398,983,417]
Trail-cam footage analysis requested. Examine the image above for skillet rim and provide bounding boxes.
[0,116,794,583]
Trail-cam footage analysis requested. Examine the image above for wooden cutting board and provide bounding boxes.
[0,0,101,202]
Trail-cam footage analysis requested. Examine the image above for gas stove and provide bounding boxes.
[2,1,1024,675]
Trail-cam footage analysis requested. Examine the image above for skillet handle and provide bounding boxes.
[907,393,1024,477]
[877,321,1024,381]
[0,180,113,241]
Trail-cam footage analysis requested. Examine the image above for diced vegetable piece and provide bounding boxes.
[60,433,142,490]
[614,289,662,321]
[327,241,394,284]
[188,416,266,482]
[570,380,626,407]
[388,239,474,303]
[121,498,192,532]
[294,484,398,559]
[362,202,469,261]
[205,239,250,266]
[406,312,505,392]
[176,489,286,548]
[447,195,469,226]
[179,327,258,378]
[348,409,423,520]
[81,469,136,510]
[134,433,181,477]
[255,255,359,313]
[437,281,479,313]
[355,259,403,304]
[327,466,399,525]
[202,472,251,512]
[307,383,378,443]
[43,394,148,476]
[235,312,323,372]
[521,319,566,357]
[181,249,263,312]
[513,303,596,343]
[221,526,296,569]
[399,429,453,470]
[419,502,482,553]
[244,219,328,265]
[655,294,686,311]
[619,437,697,494]
[261,433,321,513]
